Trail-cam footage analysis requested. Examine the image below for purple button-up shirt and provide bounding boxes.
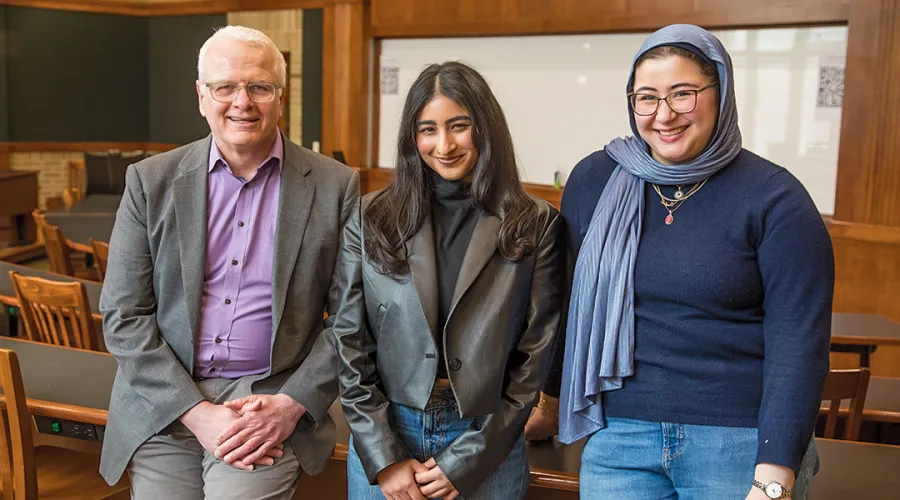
[194,134,283,379]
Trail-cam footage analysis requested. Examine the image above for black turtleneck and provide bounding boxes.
[430,170,479,379]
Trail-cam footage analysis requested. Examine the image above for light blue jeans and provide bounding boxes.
[580,417,817,500]
[347,388,529,500]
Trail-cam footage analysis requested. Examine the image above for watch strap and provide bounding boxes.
[752,479,792,498]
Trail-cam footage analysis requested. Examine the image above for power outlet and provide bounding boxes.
[34,416,103,441]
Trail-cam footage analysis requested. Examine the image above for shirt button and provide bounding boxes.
[449,358,462,371]
[224,299,231,305]
[215,337,222,344]
[238,221,245,227]
[231,259,238,266]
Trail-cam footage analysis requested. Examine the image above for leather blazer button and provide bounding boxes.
[449,358,462,371]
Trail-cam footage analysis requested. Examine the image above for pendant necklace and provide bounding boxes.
[652,179,708,225]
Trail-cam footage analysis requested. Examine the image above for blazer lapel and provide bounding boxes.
[171,137,212,357]
[448,213,501,320]
[407,214,439,338]
[271,139,314,340]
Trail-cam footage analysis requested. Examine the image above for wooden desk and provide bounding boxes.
[51,195,121,215]
[0,337,895,499]
[820,376,900,424]
[0,338,579,495]
[830,313,900,367]
[0,170,38,246]
[812,439,900,498]
[43,213,116,248]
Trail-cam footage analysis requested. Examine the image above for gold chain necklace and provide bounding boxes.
[652,179,708,225]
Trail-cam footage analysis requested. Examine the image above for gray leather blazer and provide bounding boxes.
[332,191,566,496]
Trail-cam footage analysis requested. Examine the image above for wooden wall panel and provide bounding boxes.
[2,142,177,152]
[0,0,366,16]
[322,1,369,168]
[834,0,900,226]
[356,167,562,208]
[370,0,850,38]
[829,223,900,377]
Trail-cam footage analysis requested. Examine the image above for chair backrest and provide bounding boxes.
[63,187,82,208]
[89,239,109,282]
[29,210,46,246]
[31,213,74,277]
[8,272,96,351]
[0,348,38,499]
[66,159,86,194]
[821,367,871,440]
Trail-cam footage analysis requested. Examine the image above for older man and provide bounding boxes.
[99,26,358,499]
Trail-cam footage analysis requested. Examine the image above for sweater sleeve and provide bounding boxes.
[755,170,834,471]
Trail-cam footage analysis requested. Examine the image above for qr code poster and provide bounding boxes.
[817,64,844,108]
[381,63,400,96]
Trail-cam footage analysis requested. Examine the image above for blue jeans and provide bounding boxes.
[580,417,817,500]
[347,388,529,500]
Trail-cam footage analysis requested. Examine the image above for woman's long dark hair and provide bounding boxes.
[364,61,540,277]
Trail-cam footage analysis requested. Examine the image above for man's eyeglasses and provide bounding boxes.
[204,82,281,103]
[627,82,718,116]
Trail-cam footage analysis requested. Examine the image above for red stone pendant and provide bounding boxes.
[665,214,674,225]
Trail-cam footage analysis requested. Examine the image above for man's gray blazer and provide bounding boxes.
[98,133,359,485]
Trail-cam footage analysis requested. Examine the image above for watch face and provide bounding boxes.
[765,482,784,498]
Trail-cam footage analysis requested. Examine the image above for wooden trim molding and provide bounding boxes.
[369,0,851,38]
[2,0,147,16]
[826,219,900,246]
[528,468,579,492]
[2,142,178,152]
[0,0,367,16]
[356,167,564,208]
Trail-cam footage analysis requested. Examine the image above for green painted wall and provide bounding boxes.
[0,7,9,142]
[301,8,323,150]
[148,14,226,145]
[0,8,319,146]
[5,7,149,141]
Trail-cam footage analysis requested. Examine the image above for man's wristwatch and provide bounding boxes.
[753,479,792,499]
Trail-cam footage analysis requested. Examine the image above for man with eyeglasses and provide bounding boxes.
[99,25,358,499]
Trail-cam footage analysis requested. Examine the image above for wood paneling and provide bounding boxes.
[826,219,900,245]
[2,142,178,152]
[834,0,900,226]
[357,167,563,208]
[144,0,361,16]
[0,0,365,16]
[322,1,369,168]
[370,0,850,38]
[2,0,147,16]
[827,220,900,377]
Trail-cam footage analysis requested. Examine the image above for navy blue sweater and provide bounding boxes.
[561,149,834,471]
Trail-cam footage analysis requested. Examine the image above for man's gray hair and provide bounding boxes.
[197,26,286,86]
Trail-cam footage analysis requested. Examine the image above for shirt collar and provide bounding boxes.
[208,132,284,175]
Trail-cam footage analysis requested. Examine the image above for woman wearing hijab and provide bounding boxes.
[559,25,834,500]
[331,61,566,500]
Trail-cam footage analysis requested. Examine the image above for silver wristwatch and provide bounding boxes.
[753,480,792,499]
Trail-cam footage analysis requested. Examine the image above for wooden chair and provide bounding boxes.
[7,272,98,351]
[88,239,109,282]
[30,211,97,281]
[32,214,74,278]
[62,188,82,208]
[65,159,86,197]
[821,367,871,440]
[0,348,129,499]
